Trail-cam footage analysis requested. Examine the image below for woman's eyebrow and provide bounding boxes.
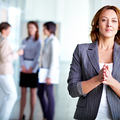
[101,16,118,19]
[111,18,118,19]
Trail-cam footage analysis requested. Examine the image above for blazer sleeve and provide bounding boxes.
[0,40,18,62]
[47,39,60,79]
[67,45,86,98]
[20,39,25,66]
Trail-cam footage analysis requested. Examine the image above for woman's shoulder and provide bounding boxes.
[51,36,59,44]
[74,42,97,55]
[51,37,59,47]
[36,38,42,46]
[0,39,7,46]
[51,35,58,41]
[0,35,7,44]
[36,38,41,42]
[0,39,11,50]
[77,42,93,49]
[0,38,9,45]
[22,38,27,43]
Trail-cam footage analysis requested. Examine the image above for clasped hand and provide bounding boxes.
[22,66,33,74]
[99,64,114,86]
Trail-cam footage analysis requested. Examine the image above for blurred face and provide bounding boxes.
[2,26,11,37]
[43,26,51,36]
[28,23,37,36]
[98,9,119,39]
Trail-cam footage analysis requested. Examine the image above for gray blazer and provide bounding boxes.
[41,34,60,79]
[67,41,120,120]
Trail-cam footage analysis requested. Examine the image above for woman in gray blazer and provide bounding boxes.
[68,5,120,120]
[37,22,60,120]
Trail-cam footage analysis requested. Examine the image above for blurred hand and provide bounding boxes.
[22,66,27,73]
[17,49,24,55]
[27,67,33,74]
[45,78,52,85]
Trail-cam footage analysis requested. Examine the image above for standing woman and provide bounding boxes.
[19,21,41,120]
[37,22,60,120]
[0,22,23,120]
[68,5,120,120]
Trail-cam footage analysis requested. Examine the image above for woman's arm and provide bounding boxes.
[109,79,120,98]
[81,73,102,94]
[67,45,103,98]
[20,39,25,67]
[47,39,60,79]
[45,38,60,85]
[20,39,28,73]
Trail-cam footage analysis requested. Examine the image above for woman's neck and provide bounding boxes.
[30,35,35,38]
[48,33,53,37]
[98,37,114,50]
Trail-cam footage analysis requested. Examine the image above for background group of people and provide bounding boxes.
[2,4,120,120]
[0,21,60,120]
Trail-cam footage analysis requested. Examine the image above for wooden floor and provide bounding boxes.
[10,62,78,120]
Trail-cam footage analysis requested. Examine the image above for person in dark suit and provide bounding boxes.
[67,5,120,120]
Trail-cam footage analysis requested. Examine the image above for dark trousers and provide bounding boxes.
[37,83,55,120]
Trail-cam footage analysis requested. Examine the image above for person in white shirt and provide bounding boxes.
[0,22,23,120]
[37,22,60,120]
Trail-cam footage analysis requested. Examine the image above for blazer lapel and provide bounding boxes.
[43,38,53,51]
[87,41,100,74]
[112,42,120,82]
[107,42,120,120]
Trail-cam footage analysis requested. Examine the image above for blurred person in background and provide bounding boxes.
[37,21,60,120]
[0,22,23,120]
[19,21,41,120]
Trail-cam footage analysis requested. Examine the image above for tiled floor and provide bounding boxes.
[10,62,78,120]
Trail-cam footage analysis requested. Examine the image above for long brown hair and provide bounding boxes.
[90,5,120,44]
[27,21,39,41]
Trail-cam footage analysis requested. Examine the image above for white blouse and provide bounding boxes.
[96,63,113,120]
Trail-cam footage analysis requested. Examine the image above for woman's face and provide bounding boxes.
[5,26,11,36]
[43,26,51,36]
[28,23,37,36]
[98,9,119,39]
[2,26,11,37]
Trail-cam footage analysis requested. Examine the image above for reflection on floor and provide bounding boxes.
[10,62,78,120]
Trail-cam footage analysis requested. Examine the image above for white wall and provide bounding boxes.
[25,0,90,61]
[89,0,120,24]
[101,0,120,8]
[24,0,120,62]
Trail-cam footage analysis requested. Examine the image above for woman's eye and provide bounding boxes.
[102,19,107,22]
[112,20,117,22]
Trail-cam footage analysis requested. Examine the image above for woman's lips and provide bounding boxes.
[106,29,112,32]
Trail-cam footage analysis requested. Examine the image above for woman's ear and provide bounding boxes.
[1,29,5,34]
[97,25,99,28]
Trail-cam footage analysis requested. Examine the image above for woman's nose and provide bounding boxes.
[107,20,112,27]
